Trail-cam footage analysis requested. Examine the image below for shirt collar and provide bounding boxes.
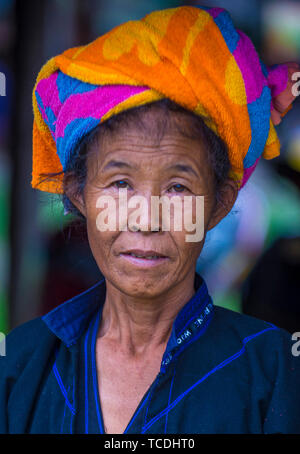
[42,272,214,350]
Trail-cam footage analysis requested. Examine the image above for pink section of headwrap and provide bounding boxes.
[233,31,267,104]
[207,7,224,19]
[240,157,260,188]
[55,84,149,139]
[36,72,63,118]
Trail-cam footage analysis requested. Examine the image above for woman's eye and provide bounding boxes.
[112,180,130,189]
[168,183,187,193]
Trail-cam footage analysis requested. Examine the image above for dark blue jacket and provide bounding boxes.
[1,273,300,434]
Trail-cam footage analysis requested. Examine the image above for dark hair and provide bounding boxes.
[42,98,231,219]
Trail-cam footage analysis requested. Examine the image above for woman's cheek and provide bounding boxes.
[167,194,207,244]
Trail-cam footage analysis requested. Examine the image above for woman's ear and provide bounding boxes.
[68,192,87,218]
[207,179,238,231]
[64,174,87,218]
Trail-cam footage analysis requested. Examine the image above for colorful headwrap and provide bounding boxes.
[32,6,299,194]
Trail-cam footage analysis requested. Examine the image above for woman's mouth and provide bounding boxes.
[119,250,169,267]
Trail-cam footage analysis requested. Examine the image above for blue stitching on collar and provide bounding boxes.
[176,290,210,336]
[164,367,176,434]
[144,379,159,427]
[91,311,104,434]
[42,274,210,350]
[52,360,76,416]
[161,299,214,370]
[60,385,70,434]
[141,324,279,433]
[70,375,75,434]
[163,308,214,371]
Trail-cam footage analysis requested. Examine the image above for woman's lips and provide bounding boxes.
[120,252,169,268]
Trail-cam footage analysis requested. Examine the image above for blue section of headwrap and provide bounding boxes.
[243,86,271,168]
[56,117,101,171]
[56,71,98,103]
[45,106,57,136]
[213,11,240,53]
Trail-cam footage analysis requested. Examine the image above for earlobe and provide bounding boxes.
[207,179,238,231]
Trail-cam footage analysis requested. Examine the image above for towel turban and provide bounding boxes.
[32,5,299,194]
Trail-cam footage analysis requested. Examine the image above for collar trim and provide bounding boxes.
[42,273,213,349]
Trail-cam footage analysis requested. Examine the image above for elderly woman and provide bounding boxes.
[1,6,300,434]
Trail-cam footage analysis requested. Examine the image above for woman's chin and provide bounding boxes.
[121,284,169,300]
[110,268,173,298]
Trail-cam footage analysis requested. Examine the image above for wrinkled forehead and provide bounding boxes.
[85,121,212,187]
[99,104,207,146]
[88,105,210,166]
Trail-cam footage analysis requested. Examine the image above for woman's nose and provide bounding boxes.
[127,189,162,233]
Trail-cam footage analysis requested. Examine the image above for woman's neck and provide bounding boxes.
[97,274,195,357]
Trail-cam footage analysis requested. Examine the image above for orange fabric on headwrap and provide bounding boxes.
[32,6,299,194]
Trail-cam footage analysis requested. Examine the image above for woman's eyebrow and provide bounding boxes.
[102,160,138,172]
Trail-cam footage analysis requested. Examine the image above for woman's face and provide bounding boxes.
[73,109,237,298]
